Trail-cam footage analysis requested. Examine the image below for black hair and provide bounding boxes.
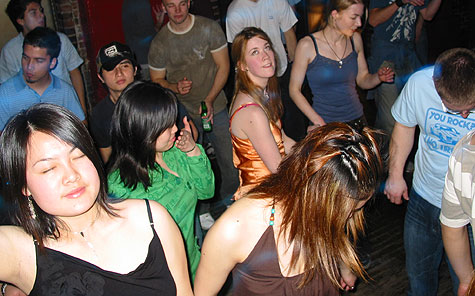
[108,81,178,190]
[6,0,42,33]
[23,27,60,59]
[0,104,116,249]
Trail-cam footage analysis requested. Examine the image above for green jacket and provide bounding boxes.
[108,145,214,280]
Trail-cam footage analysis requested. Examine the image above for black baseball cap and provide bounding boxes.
[96,42,136,72]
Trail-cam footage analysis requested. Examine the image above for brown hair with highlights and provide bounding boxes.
[249,122,385,289]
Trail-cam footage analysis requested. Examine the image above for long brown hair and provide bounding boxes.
[230,27,282,124]
[248,122,385,288]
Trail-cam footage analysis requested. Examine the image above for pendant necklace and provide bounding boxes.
[72,216,99,261]
[322,30,347,69]
[263,88,270,101]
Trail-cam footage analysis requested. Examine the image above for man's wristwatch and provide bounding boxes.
[395,0,405,7]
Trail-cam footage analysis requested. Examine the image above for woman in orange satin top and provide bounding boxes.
[229,27,295,200]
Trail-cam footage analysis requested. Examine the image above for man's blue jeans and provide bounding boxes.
[404,189,475,295]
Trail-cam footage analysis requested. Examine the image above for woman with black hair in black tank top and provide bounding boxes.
[0,104,193,296]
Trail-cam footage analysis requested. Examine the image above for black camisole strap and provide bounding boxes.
[350,36,355,52]
[309,34,319,55]
[145,199,155,229]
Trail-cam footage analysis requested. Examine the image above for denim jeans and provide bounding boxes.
[190,108,239,200]
[404,189,475,296]
[369,40,421,135]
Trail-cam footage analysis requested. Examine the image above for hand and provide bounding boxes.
[199,100,215,124]
[307,125,318,133]
[404,0,424,6]
[175,117,199,155]
[152,4,165,31]
[458,282,469,296]
[340,266,357,291]
[384,175,409,204]
[176,77,192,95]
[378,66,395,83]
[307,117,326,133]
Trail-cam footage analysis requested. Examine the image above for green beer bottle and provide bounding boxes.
[201,101,212,132]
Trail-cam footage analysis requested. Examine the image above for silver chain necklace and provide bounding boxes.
[322,30,348,69]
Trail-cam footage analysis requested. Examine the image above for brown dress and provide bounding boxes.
[229,103,285,200]
[232,225,339,295]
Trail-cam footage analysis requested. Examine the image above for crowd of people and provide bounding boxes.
[0,0,474,295]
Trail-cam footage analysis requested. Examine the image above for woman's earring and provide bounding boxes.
[28,196,37,220]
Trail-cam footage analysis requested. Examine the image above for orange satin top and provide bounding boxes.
[230,103,285,200]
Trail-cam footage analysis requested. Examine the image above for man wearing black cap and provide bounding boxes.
[90,42,138,163]
[90,41,197,163]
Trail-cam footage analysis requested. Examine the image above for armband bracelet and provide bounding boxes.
[1,283,7,296]
[395,0,404,7]
[183,144,197,154]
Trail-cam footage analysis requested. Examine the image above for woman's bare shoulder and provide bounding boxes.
[0,225,32,244]
[212,198,271,238]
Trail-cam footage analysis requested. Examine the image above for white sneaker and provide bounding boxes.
[199,213,215,230]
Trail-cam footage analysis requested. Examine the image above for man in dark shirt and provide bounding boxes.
[90,42,138,163]
[90,41,197,163]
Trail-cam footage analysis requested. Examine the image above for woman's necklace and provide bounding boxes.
[72,216,99,261]
[322,30,348,69]
[263,88,270,101]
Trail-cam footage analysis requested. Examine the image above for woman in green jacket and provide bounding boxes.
[107,81,215,281]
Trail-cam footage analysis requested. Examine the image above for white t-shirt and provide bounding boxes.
[392,66,475,208]
[226,0,297,77]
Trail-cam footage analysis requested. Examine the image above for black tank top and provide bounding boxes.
[29,199,177,296]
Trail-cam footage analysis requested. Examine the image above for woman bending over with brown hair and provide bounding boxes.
[194,122,385,295]
[229,27,295,200]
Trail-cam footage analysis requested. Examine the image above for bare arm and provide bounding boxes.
[194,204,247,295]
[69,68,87,115]
[283,28,297,62]
[0,227,36,294]
[354,33,394,89]
[202,47,230,123]
[231,103,283,173]
[150,68,177,92]
[419,0,442,21]
[150,68,192,95]
[289,36,326,127]
[384,122,415,204]
[149,202,193,295]
[442,225,473,295]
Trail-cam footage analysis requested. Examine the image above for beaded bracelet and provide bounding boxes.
[183,144,197,153]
